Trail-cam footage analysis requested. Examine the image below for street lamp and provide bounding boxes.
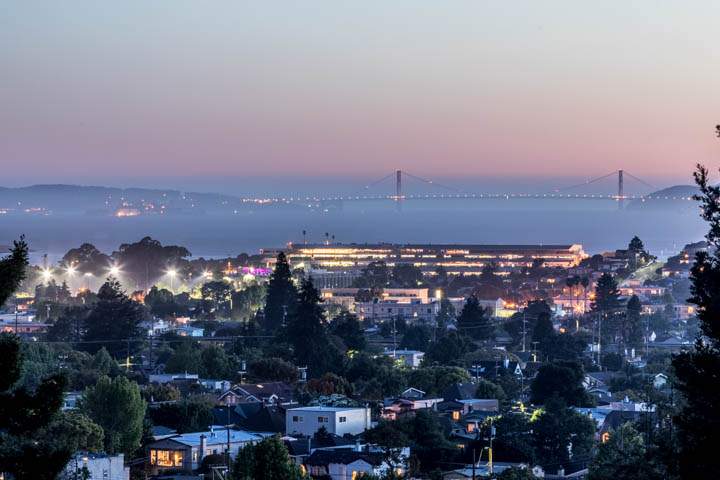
[167,269,177,292]
[41,268,52,283]
[109,265,121,277]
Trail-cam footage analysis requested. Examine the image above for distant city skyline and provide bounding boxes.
[2,1,720,182]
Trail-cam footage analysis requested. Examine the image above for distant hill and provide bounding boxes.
[0,184,251,215]
[626,184,698,210]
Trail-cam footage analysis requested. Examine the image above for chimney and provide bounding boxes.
[199,434,207,464]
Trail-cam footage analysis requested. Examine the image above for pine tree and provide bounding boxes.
[456,295,494,340]
[286,278,341,377]
[624,295,644,347]
[263,253,297,332]
[0,237,28,307]
[82,278,146,358]
[671,161,720,480]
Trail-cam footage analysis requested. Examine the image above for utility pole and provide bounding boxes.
[521,311,527,352]
[618,169,624,210]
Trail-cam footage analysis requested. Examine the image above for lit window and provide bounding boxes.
[150,450,183,467]
[452,411,460,421]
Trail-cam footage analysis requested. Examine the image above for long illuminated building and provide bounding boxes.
[261,243,586,276]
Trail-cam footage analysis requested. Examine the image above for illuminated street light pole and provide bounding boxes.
[167,269,177,293]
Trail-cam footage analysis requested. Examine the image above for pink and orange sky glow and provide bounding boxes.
[2,1,720,184]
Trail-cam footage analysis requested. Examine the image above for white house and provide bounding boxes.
[305,447,409,480]
[383,349,425,368]
[286,406,371,437]
[62,453,129,480]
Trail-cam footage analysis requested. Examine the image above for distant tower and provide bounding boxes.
[618,169,624,210]
[395,170,402,200]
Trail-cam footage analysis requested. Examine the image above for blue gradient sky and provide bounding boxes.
[2,1,720,185]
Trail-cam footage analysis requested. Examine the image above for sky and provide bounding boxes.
[2,1,720,187]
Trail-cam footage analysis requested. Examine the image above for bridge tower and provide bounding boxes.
[618,169,624,209]
[395,170,402,200]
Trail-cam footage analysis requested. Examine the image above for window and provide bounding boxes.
[339,416,347,423]
[318,416,329,423]
[150,449,183,467]
[292,415,304,422]
[452,411,460,421]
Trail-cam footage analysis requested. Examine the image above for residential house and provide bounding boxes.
[381,394,443,420]
[146,427,262,474]
[304,447,408,480]
[217,382,295,406]
[382,349,425,368]
[286,406,371,437]
[212,403,286,434]
[62,452,129,480]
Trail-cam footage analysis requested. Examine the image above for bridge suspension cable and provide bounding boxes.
[400,170,462,193]
[552,171,620,193]
[622,170,656,190]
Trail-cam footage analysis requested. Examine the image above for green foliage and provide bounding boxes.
[0,332,74,479]
[400,324,431,351]
[248,357,299,383]
[671,163,720,480]
[263,253,297,332]
[201,280,233,316]
[80,375,146,455]
[588,423,665,480]
[307,372,353,396]
[391,263,424,287]
[148,395,214,433]
[0,237,29,307]
[424,331,475,365]
[457,296,494,340]
[530,361,592,406]
[113,236,190,289]
[286,278,342,377]
[43,411,104,455]
[475,379,507,404]
[592,273,622,313]
[495,467,538,480]
[407,366,471,397]
[232,435,305,480]
[144,286,186,317]
[329,310,367,351]
[531,395,595,469]
[353,261,390,289]
[82,278,146,358]
[623,295,644,346]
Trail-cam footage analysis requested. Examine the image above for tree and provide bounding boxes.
[329,311,367,351]
[456,296,494,341]
[286,278,341,377]
[391,263,424,287]
[475,379,506,404]
[400,325,431,351]
[530,361,592,406]
[82,278,146,358]
[201,280,233,316]
[144,286,181,317]
[624,295,644,346]
[200,344,232,378]
[592,273,622,313]
[588,423,664,480]
[531,395,595,469]
[671,161,720,480]
[307,372,353,396]
[424,331,474,366]
[148,396,214,433]
[496,467,539,480]
[61,243,111,276]
[435,298,455,333]
[164,340,202,374]
[532,312,555,356]
[263,253,297,332]
[248,357,299,383]
[353,261,390,289]
[232,435,305,480]
[0,237,28,307]
[0,333,73,479]
[80,375,146,456]
[112,236,190,289]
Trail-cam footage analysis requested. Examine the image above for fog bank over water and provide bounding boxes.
[3,197,705,264]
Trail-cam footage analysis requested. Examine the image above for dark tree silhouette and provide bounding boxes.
[456,295,494,340]
[672,160,720,480]
[0,238,29,307]
[263,253,297,332]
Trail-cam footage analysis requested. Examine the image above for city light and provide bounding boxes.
[167,269,177,277]
[202,270,212,280]
[41,268,52,281]
[66,265,77,276]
